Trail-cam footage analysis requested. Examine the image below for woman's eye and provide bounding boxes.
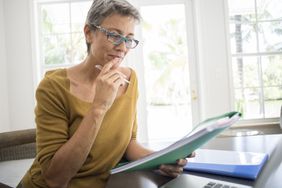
[109,32,121,40]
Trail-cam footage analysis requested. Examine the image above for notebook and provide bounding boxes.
[184,149,268,180]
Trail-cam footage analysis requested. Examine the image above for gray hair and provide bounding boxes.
[85,0,141,54]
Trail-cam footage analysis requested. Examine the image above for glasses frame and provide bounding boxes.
[91,24,139,49]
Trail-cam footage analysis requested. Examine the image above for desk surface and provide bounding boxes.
[106,134,282,188]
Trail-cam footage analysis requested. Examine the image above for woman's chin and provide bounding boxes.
[112,61,122,69]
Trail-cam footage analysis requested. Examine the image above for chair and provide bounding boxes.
[0,129,36,187]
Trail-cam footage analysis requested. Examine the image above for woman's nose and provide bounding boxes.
[115,40,128,52]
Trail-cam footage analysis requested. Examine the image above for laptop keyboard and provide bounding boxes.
[203,181,238,188]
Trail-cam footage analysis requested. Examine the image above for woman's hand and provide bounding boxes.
[92,58,125,112]
[156,152,196,178]
[157,159,187,178]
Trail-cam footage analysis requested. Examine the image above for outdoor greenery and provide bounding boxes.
[229,0,282,118]
[41,7,86,66]
[142,18,190,105]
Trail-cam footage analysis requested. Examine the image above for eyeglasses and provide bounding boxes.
[91,24,139,49]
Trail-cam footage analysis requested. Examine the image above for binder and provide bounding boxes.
[184,149,268,180]
[110,111,241,174]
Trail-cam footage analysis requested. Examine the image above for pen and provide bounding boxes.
[94,64,130,84]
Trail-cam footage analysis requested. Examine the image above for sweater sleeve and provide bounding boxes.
[131,71,139,140]
[131,114,137,140]
[35,76,69,173]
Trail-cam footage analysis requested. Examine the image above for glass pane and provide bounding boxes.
[43,34,71,65]
[257,0,282,20]
[41,3,70,34]
[264,87,282,118]
[232,57,259,88]
[235,88,263,119]
[229,0,282,120]
[141,4,192,141]
[261,55,282,87]
[228,0,256,22]
[71,1,92,32]
[258,21,282,52]
[71,33,87,63]
[229,23,258,54]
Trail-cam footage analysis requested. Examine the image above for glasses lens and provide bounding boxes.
[107,32,122,43]
[130,40,139,49]
[122,39,138,49]
[107,32,138,49]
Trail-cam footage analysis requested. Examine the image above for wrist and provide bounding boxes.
[92,100,110,114]
[91,106,106,118]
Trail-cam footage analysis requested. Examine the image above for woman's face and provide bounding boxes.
[88,14,136,67]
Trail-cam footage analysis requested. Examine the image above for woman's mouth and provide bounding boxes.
[109,55,124,61]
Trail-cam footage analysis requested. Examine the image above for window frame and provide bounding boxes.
[223,0,281,126]
[131,0,200,142]
[32,0,91,84]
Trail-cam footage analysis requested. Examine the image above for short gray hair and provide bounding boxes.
[85,0,141,53]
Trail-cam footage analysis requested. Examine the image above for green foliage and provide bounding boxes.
[42,9,53,34]
[263,56,282,88]
[41,7,86,66]
[143,18,189,105]
[235,99,245,118]
[230,2,282,118]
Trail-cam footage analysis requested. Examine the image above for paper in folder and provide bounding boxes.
[184,149,268,180]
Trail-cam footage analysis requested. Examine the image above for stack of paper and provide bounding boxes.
[184,149,268,180]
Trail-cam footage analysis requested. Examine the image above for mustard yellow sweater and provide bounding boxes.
[21,69,138,188]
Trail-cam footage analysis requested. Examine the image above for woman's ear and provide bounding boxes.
[84,25,93,43]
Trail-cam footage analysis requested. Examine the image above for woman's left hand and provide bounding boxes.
[156,152,196,178]
[157,159,187,178]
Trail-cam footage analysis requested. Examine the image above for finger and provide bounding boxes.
[113,75,125,87]
[173,166,184,174]
[103,71,125,86]
[157,169,171,177]
[105,70,127,80]
[160,164,183,174]
[100,58,120,74]
[177,159,188,166]
[107,73,121,83]
[159,169,180,178]
[111,58,123,69]
[187,152,196,158]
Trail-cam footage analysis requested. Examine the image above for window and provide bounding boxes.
[138,1,196,142]
[37,0,92,77]
[228,0,282,120]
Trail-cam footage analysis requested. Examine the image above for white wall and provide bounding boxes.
[0,0,10,132]
[193,0,232,120]
[0,0,232,133]
[3,0,35,132]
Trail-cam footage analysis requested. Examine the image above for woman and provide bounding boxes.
[20,0,190,187]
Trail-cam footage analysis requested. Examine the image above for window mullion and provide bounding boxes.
[254,0,265,118]
[69,1,73,65]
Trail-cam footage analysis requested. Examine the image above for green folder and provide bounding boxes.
[110,111,241,174]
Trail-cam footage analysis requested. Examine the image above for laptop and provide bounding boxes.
[160,174,253,188]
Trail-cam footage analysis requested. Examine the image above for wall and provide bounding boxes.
[0,0,10,132]
[193,0,232,120]
[3,0,35,131]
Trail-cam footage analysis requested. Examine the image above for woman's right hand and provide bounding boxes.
[92,58,125,112]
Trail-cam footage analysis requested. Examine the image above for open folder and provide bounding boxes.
[110,111,241,174]
[184,149,268,180]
